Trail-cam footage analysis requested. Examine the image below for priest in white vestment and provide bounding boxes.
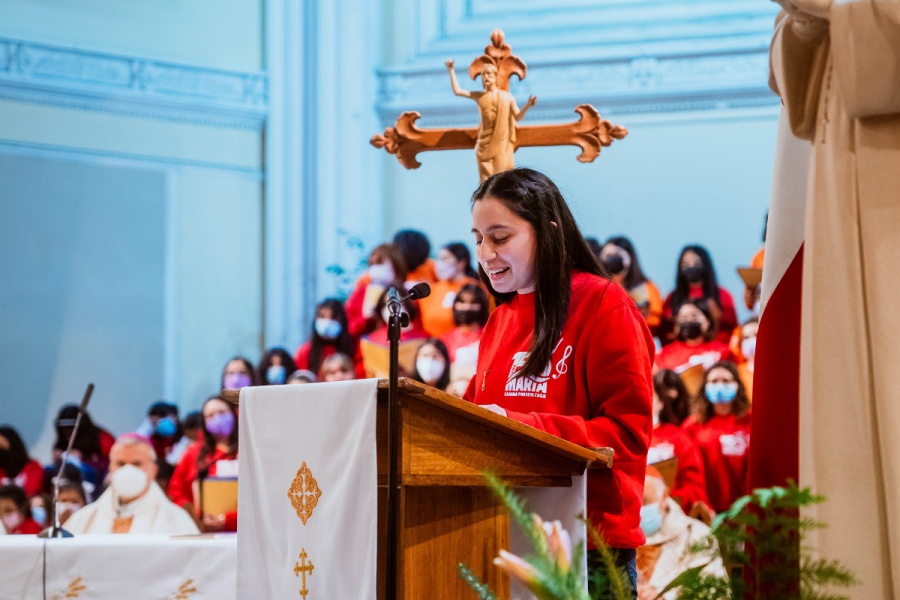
[66,434,199,535]
[769,0,900,597]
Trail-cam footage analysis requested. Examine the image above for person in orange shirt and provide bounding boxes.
[419,243,481,337]
[597,237,664,336]
[729,317,758,400]
[744,214,767,310]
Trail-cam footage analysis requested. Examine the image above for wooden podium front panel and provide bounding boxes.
[404,398,577,487]
[401,487,510,600]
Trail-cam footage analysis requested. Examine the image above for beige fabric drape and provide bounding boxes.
[770,4,900,598]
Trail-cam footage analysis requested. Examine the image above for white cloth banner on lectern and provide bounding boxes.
[237,380,378,600]
[511,476,588,600]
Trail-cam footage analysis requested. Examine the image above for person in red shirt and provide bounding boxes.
[656,298,736,372]
[169,395,239,532]
[0,426,44,498]
[682,361,751,513]
[294,299,361,379]
[464,168,653,599]
[345,244,408,342]
[0,484,42,534]
[648,371,709,514]
[659,245,738,345]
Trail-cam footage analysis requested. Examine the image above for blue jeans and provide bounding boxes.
[586,548,638,600]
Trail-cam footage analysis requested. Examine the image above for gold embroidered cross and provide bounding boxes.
[288,462,322,524]
[294,548,314,599]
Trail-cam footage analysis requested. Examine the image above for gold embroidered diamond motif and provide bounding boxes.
[288,462,322,524]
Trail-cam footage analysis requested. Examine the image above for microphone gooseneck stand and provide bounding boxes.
[39,383,95,539]
[384,283,430,600]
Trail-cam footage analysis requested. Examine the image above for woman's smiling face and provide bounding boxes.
[472,197,537,295]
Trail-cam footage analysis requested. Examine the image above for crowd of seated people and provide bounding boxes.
[0,224,765,594]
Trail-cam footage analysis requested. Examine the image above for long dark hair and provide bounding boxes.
[472,168,608,379]
[220,356,257,389]
[675,297,719,343]
[198,395,239,467]
[53,405,103,459]
[652,370,691,426]
[411,338,452,391]
[0,426,30,478]
[443,243,478,279]
[695,361,751,423]
[605,236,648,291]
[453,283,490,328]
[257,348,298,384]
[670,245,722,309]
[308,299,354,374]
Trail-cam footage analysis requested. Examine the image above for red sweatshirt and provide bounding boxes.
[345,284,381,341]
[168,441,238,532]
[648,424,709,513]
[464,274,654,549]
[294,340,365,379]
[0,459,45,497]
[655,339,736,372]
[8,516,42,535]
[682,412,751,512]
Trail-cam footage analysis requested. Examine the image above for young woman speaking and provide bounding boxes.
[465,168,654,598]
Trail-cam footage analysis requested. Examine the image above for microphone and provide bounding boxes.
[39,383,94,538]
[386,286,402,317]
[403,282,431,301]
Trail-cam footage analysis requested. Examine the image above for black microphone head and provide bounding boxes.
[79,384,94,413]
[407,282,431,300]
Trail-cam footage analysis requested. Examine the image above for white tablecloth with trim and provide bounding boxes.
[0,534,235,600]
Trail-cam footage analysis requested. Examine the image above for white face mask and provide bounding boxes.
[741,337,757,360]
[2,511,23,532]
[369,263,395,285]
[416,357,446,384]
[434,259,457,281]
[112,464,150,500]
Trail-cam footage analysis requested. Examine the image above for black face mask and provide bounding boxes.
[682,265,705,284]
[602,255,626,275]
[679,321,704,341]
[453,308,481,326]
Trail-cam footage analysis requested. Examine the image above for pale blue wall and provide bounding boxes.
[0,0,782,456]
[0,153,165,450]
[0,1,265,456]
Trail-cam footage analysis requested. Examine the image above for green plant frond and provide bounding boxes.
[800,558,859,588]
[579,516,630,600]
[458,563,499,600]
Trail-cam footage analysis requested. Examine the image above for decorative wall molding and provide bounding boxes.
[377,50,779,127]
[378,0,781,125]
[0,37,268,130]
[0,137,263,177]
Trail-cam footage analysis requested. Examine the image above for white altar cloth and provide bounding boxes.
[0,534,236,600]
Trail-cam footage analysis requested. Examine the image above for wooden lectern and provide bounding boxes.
[224,378,612,600]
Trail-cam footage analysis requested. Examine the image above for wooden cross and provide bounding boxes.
[371,29,627,180]
[293,548,314,599]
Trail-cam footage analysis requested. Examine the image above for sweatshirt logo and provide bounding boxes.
[504,339,573,399]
